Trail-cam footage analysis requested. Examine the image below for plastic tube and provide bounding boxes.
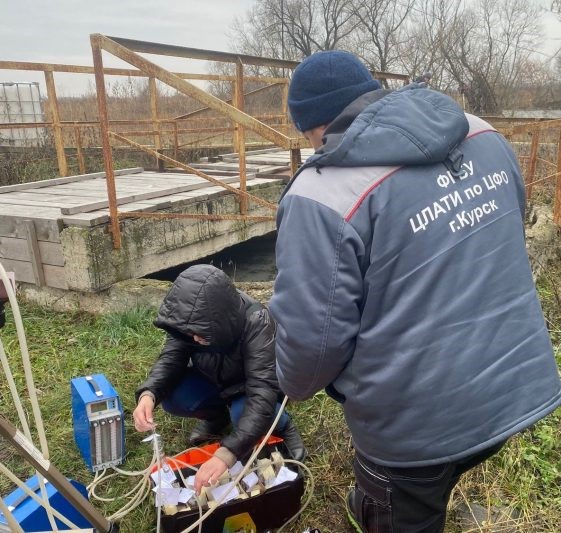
[0,261,57,530]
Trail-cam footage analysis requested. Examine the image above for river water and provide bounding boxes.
[148,232,278,283]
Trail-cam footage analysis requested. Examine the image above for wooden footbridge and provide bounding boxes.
[0,148,313,292]
[2,35,560,297]
[0,35,409,295]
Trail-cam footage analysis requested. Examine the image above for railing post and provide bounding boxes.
[74,125,86,174]
[173,120,179,160]
[526,130,540,201]
[91,34,121,249]
[290,148,301,176]
[231,79,239,154]
[235,58,247,216]
[149,76,162,168]
[43,70,68,177]
[281,81,289,135]
[554,129,561,226]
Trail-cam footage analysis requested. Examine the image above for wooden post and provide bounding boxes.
[149,77,162,168]
[74,125,86,174]
[173,120,179,160]
[281,81,289,135]
[44,70,69,177]
[554,129,561,225]
[91,35,121,249]
[24,220,45,287]
[290,148,301,176]
[231,79,239,154]
[235,59,247,215]
[526,130,540,201]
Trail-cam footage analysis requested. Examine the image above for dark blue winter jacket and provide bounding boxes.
[270,84,561,466]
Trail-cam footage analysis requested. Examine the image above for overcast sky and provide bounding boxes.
[0,0,255,94]
[1,0,560,96]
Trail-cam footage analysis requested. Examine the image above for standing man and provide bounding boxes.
[270,50,561,532]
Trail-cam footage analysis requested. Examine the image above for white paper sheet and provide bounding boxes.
[210,481,240,504]
[270,466,298,487]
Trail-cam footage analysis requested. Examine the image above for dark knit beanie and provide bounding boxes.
[288,50,381,132]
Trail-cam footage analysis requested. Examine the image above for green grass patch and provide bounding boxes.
[1,293,560,532]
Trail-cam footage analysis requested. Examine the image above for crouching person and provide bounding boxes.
[133,264,306,493]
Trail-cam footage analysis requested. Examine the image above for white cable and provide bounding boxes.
[87,439,159,523]
[86,469,104,492]
[0,340,32,439]
[277,459,315,532]
[179,395,289,533]
[0,462,79,529]
[154,431,162,533]
[0,261,58,531]
[89,472,146,502]
[0,262,49,456]
[108,480,151,521]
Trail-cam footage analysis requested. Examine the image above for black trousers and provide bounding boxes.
[351,441,506,533]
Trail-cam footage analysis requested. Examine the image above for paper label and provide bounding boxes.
[12,429,50,471]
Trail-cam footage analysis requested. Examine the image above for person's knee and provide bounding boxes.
[160,397,179,416]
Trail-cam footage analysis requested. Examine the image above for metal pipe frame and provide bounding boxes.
[91,34,121,249]
[0,60,286,83]
[109,131,277,210]
[173,82,288,121]
[89,34,293,248]
[501,119,561,223]
[93,35,297,149]
[1,47,410,186]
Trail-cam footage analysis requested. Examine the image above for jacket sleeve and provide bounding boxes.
[220,308,280,458]
[269,194,365,401]
[135,333,190,405]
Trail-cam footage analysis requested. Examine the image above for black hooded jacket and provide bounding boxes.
[136,264,281,459]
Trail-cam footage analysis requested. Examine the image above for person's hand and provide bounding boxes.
[194,456,228,494]
[133,395,155,432]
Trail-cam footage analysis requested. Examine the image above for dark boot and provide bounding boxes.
[189,409,231,446]
[346,487,365,533]
[276,419,307,462]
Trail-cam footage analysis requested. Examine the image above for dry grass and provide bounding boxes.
[0,276,560,531]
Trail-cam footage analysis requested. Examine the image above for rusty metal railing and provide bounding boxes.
[1,42,416,248]
[88,35,413,248]
[89,34,305,248]
[0,59,293,177]
[1,48,409,175]
[499,119,561,224]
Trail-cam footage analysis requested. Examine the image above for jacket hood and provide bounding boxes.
[306,83,469,169]
[154,264,244,350]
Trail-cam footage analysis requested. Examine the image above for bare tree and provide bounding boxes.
[517,57,561,108]
[229,0,552,114]
[230,0,356,61]
[433,0,542,113]
[396,0,463,91]
[350,0,415,77]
